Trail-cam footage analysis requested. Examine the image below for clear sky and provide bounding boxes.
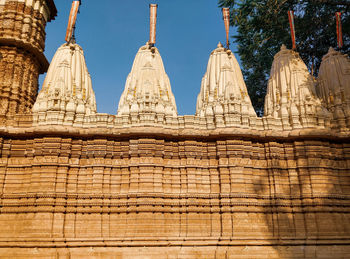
[40,0,238,115]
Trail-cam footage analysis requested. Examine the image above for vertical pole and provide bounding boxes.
[65,1,81,43]
[222,8,230,49]
[288,10,296,50]
[149,4,158,46]
[336,12,343,49]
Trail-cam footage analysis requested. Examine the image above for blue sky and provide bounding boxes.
[41,0,238,115]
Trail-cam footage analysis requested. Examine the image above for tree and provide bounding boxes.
[218,0,350,115]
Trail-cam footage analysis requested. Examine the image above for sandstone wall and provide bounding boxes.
[0,126,349,258]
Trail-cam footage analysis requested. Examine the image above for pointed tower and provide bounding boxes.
[317,48,350,131]
[117,43,177,123]
[196,43,256,127]
[264,45,329,129]
[117,4,177,124]
[33,43,97,125]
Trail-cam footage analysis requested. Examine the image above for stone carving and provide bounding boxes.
[0,128,350,258]
[0,0,56,53]
[317,47,350,131]
[196,43,257,128]
[117,43,177,123]
[33,43,97,125]
[264,45,330,130]
[0,0,56,116]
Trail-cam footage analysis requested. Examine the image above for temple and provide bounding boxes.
[0,1,350,258]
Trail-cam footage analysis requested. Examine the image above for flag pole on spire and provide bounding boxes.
[288,10,296,50]
[149,4,158,46]
[222,8,230,49]
[65,0,82,43]
[336,12,343,49]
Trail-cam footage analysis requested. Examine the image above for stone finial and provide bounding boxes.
[328,47,335,53]
[117,44,177,121]
[196,43,256,127]
[264,45,329,129]
[33,43,97,124]
[317,48,350,131]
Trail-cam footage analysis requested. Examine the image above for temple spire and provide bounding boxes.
[263,45,329,129]
[196,42,256,128]
[317,47,350,131]
[117,43,177,122]
[33,43,97,125]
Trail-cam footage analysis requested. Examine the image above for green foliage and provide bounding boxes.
[218,0,350,115]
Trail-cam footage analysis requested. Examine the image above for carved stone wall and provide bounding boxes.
[0,0,56,116]
[0,125,349,258]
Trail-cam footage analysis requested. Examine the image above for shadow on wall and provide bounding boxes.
[261,138,350,259]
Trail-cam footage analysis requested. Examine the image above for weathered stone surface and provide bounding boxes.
[0,125,349,258]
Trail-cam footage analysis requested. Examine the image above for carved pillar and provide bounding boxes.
[0,0,57,116]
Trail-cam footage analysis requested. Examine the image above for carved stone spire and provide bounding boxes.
[33,43,97,125]
[264,45,329,129]
[317,47,350,131]
[196,42,256,127]
[117,43,177,123]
